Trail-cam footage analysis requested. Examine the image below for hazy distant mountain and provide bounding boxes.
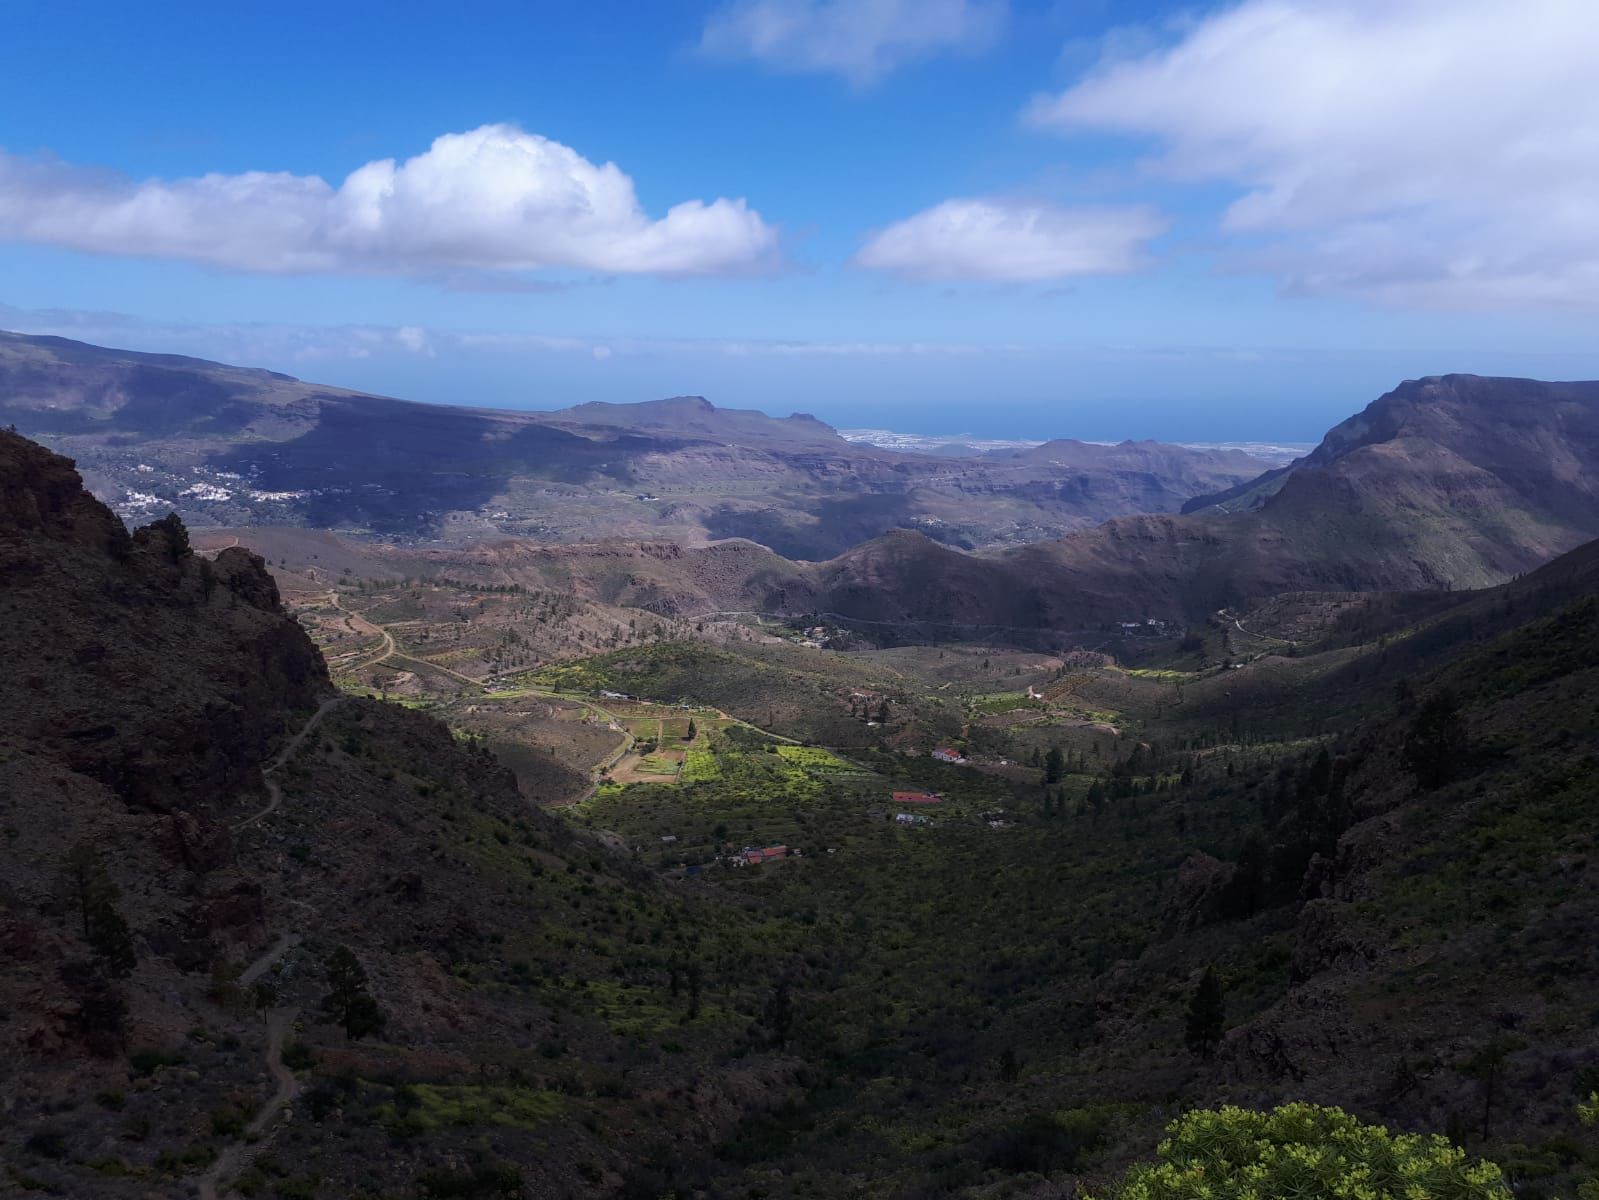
[0,329,1267,556]
[546,395,847,450]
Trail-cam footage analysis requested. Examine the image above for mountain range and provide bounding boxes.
[201,373,1599,642]
[0,330,1268,558]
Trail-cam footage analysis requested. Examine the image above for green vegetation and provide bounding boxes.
[384,1083,562,1133]
[515,560,1599,1197]
[1092,1104,1511,1200]
[968,690,1045,715]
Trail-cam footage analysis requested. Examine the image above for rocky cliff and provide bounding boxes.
[0,429,331,812]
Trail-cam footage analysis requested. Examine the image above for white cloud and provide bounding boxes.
[0,124,778,279]
[1029,0,1599,309]
[395,325,434,356]
[701,0,1006,85]
[853,197,1166,281]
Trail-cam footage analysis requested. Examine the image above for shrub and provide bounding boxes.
[416,1160,524,1197]
[1092,1103,1511,1199]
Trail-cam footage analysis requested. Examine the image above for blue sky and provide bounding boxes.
[3,0,1597,440]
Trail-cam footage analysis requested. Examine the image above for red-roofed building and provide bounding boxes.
[742,845,788,865]
[891,791,941,805]
[931,747,968,764]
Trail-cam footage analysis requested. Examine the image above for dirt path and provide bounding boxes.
[195,932,306,1199]
[329,592,497,692]
[328,598,804,791]
[1218,608,1292,647]
[199,535,241,557]
[198,731,325,1198]
[240,931,299,985]
[233,696,346,832]
[195,1006,301,1200]
[328,592,395,671]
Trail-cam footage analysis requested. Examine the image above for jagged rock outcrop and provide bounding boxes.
[0,429,330,812]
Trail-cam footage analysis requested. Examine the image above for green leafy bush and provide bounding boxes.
[1093,1103,1510,1199]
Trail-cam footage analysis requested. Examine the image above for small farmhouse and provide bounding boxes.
[931,747,967,764]
[742,844,788,865]
[891,790,941,805]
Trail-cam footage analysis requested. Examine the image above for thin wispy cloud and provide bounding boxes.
[854,197,1166,282]
[700,0,1007,85]
[0,304,1031,368]
[0,124,778,280]
[1030,0,1599,309]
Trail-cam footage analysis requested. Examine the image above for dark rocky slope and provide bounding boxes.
[0,432,799,1198]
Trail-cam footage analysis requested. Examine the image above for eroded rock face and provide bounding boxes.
[1292,898,1378,981]
[1165,851,1237,931]
[0,430,331,813]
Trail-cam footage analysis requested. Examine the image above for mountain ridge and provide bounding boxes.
[0,329,1269,556]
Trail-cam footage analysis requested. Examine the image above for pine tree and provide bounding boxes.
[89,905,137,979]
[1086,780,1106,818]
[685,961,703,1022]
[150,511,192,562]
[998,1046,1020,1083]
[1404,691,1468,789]
[1185,967,1226,1059]
[1044,746,1065,784]
[58,843,136,978]
[763,980,794,1046]
[322,945,385,1040]
[60,842,114,942]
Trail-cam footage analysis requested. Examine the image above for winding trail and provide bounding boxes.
[233,696,346,832]
[328,591,494,691]
[327,592,395,672]
[194,932,305,1200]
[1217,608,1293,648]
[196,1001,303,1199]
[196,702,346,1196]
[323,597,812,800]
